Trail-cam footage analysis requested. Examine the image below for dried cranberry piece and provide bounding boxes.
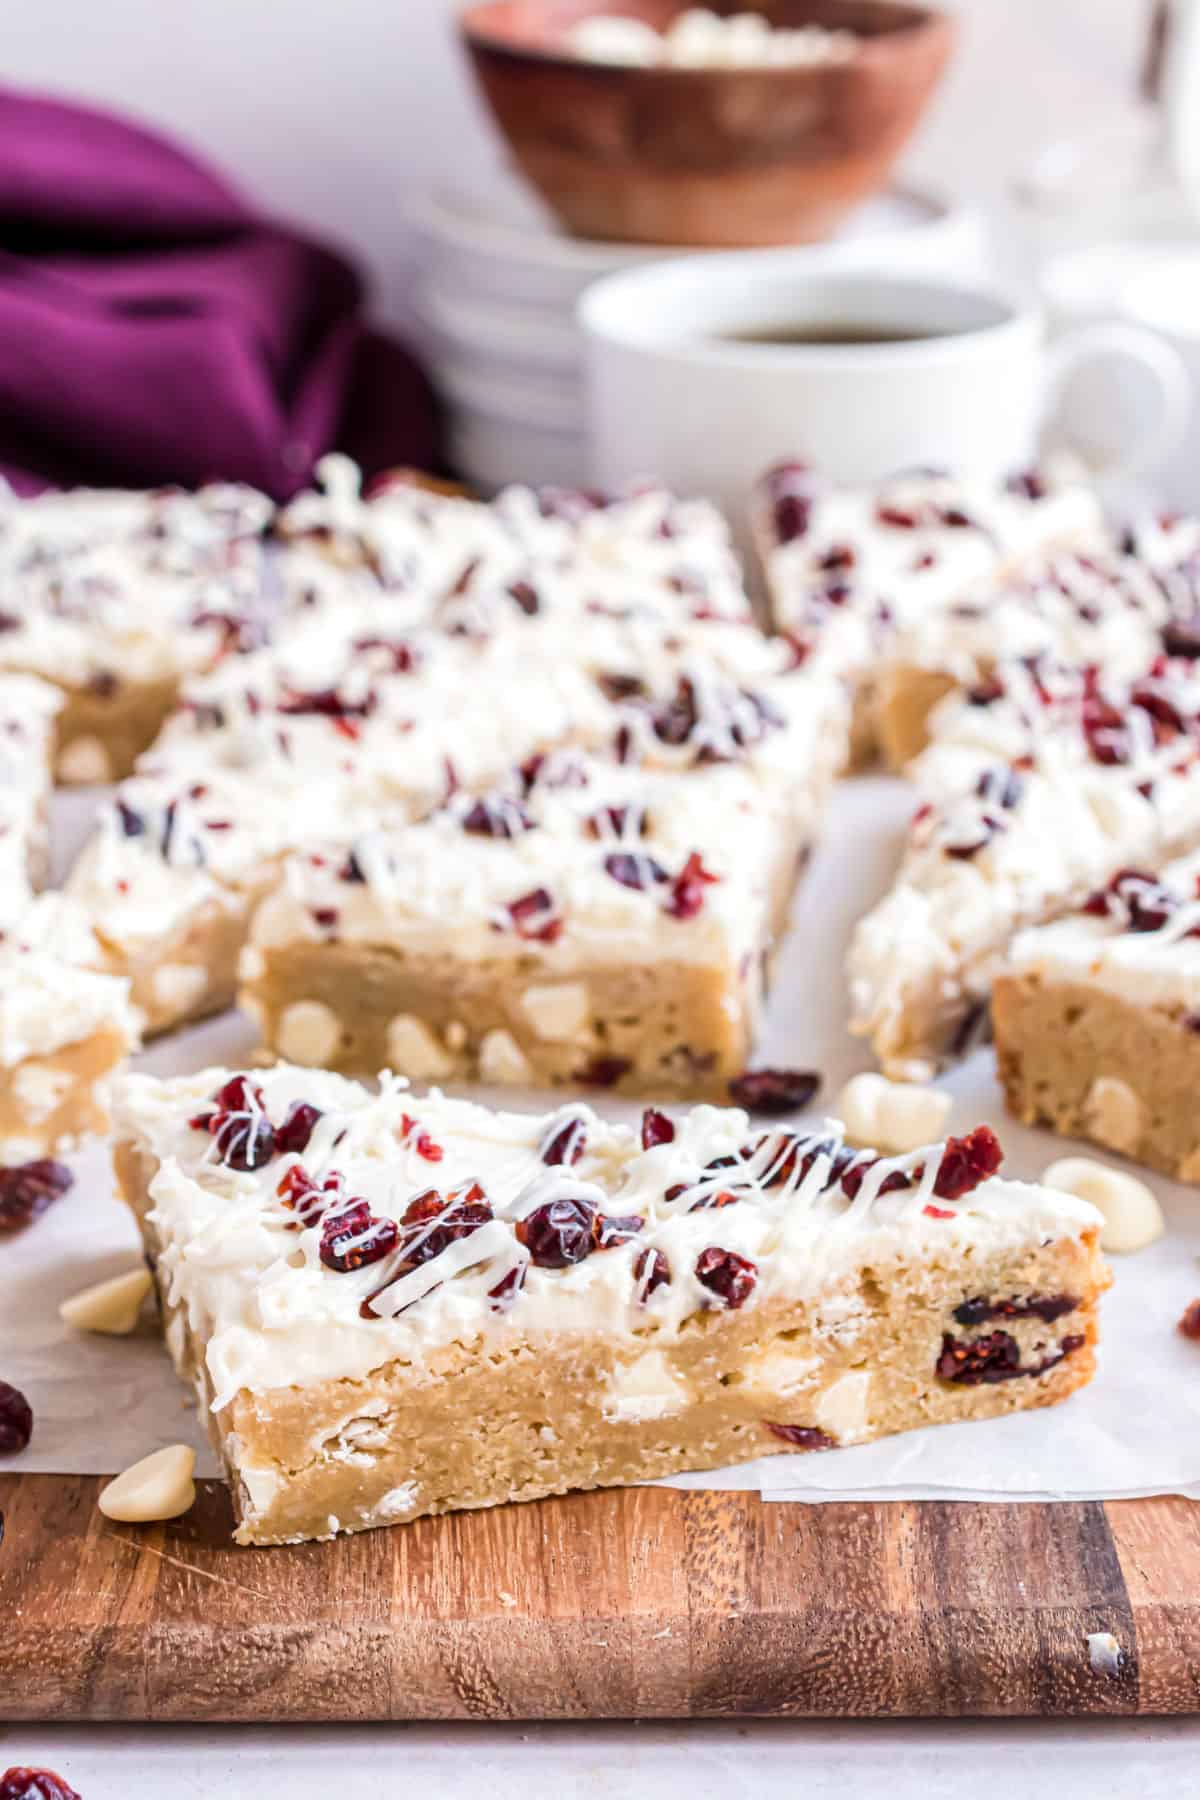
[0,1771,81,1800]
[694,1246,757,1309]
[640,1107,676,1149]
[585,802,646,841]
[876,504,919,529]
[319,1202,400,1272]
[592,1211,644,1250]
[954,1292,1078,1327]
[1179,1299,1200,1340]
[0,1380,33,1454]
[966,676,1005,707]
[577,1055,631,1089]
[278,687,375,719]
[635,1246,671,1297]
[0,1161,73,1233]
[1006,469,1047,501]
[764,460,822,543]
[504,887,562,943]
[516,1196,596,1268]
[665,851,719,920]
[398,1183,492,1266]
[936,1329,1083,1385]
[540,1116,587,1167]
[728,1069,820,1115]
[1083,869,1178,933]
[462,796,535,839]
[213,1107,275,1171]
[604,850,668,891]
[1081,693,1131,765]
[0,612,20,634]
[275,1102,322,1157]
[596,671,646,703]
[400,1114,444,1162]
[974,766,1024,810]
[507,579,540,616]
[115,800,145,838]
[652,677,700,747]
[764,1423,836,1450]
[1163,614,1200,659]
[488,1264,526,1310]
[352,635,420,673]
[840,1157,912,1200]
[932,1126,1003,1199]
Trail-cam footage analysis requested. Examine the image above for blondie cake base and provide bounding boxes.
[115,1138,1101,1546]
[996,970,1200,1182]
[242,942,762,1101]
[0,1025,131,1164]
[53,674,182,784]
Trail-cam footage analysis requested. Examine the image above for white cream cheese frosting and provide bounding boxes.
[114,1065,1101,1409]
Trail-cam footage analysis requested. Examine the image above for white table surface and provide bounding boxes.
[5,1718,1200,1798]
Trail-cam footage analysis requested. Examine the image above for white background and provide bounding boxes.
[6,1,1198,1793]
[4,0,1145,325]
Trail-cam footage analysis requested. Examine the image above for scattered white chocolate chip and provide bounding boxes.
[276,999,341,1067]
[55,734,112,784]
[238,944,266,982]
[59,1266,152,1336]
[1082,1076,1144,1156]
[746,1346,820,1396]
[838,1071,951,1154]
[1041,1157,1164,1254]
[386,1013,455,1080]
[445,1020,468,1051]
[1087,1630,1124,1675]
[521,981,591,1042]
[478,1027,533,1085]
[98,1444,196,1523]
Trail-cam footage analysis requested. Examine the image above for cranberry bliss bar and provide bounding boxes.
[754,461,1200,768]
[996,855,1200,1180]
[113,1066,1107,1545]
[849,653,1200,1078]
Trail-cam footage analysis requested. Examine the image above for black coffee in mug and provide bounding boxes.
[715,321,968,347]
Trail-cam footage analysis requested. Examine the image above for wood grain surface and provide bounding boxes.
[2,1475,1195,1720]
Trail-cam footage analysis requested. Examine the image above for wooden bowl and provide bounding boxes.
[459,1,955,247]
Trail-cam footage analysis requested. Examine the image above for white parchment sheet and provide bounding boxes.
[5,778,1200,1500]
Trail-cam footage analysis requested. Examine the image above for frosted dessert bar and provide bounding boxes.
[0,672,62,900]
[751,461,1200,767]
[238,740,819,1099]
[113,1065,1107,1545]
[0,478,274,780]
[848,654,1200,1079]
[996,852,1200,1181]
[0,896,137,1165]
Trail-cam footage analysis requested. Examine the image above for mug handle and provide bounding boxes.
[1041,322,1192,482]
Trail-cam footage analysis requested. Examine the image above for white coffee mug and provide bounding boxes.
[579,260,1190,527]
[1119,249,1200,513]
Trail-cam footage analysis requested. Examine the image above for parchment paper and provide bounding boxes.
[5,779,1200,1500]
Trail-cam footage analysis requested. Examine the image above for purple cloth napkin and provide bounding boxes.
[0,90,439,497]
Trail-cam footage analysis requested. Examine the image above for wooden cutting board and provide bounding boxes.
[3,1475,1198,1719]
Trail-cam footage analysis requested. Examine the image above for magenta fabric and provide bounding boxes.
[0,90,439,497]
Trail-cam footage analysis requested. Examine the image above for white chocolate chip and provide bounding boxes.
[1082,1077,1144,1155]
[98,1444,196,1523]
[238,945,266,982]
[520,981,591,1042]
[838,1072,951,1153]
[746,1347,820,1395]
[56,734,112,784]
[276,999,341,1067]
[60,1266,152,1335]
[602,1351,689,1423]
[151,962,209,1014]
[445,1020,467,1051]
[815,1371,871,1443]
[385,1013,455,1080]
[478,1028,532,1085]
[11,1063,74,1122]
[1041,1156,1164,1254]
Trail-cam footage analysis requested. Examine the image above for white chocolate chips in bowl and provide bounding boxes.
[564,9,858,69]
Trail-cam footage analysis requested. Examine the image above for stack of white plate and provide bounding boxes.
[410,174,989,491]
